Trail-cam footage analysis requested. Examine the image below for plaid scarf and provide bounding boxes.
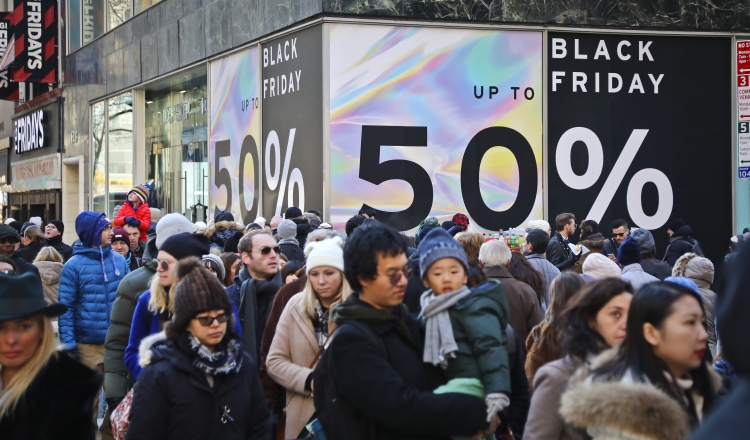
[181,333,243,376]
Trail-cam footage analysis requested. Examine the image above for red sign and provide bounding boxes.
[738,41,750,75]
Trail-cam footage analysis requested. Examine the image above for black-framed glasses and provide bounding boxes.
[1,269,15,275]
[45,224,57,230]
[194,313,228,327]
[155,259,175,271]
[259,246,280,256]
[0,237,18,244]
[379,267,412,286]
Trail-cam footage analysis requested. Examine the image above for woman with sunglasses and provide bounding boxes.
[266,237,352,438]
[0,273,101,439]
[524,278,633,440]
[126,257,270,440]
[560,282,720,439]
[124,233,242,380]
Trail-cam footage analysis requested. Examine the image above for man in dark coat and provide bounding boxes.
[630,228,671,280]
[314,221,494,440]
[663,219,703,267]
[226,230,283,363]
[545,213,581,272]
[43,220,73,261]
[0,224,40,278]
[600,218,630,260]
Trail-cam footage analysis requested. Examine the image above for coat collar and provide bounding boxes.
[483,266,513,279]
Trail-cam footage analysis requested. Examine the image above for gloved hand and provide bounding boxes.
[125,217,141,227]
[485,393,510,422]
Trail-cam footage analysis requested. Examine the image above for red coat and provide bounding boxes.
[114,201,151,241]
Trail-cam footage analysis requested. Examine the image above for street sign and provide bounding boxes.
[739,40,750,177]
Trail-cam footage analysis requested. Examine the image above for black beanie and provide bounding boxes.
[214,211,234,223]
[159,233,211,261]
[171,257,234,331]
[49,220,64,234]
[8,221,22,235]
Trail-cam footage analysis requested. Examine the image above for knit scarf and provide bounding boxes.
[181,333,243,376]
[278,237,300,247]
[313,302,330,348]
[420,285,472,368]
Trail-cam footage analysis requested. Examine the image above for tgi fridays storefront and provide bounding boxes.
[3,98,62,224]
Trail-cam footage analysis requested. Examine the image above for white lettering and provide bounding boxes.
[648,73,664,94]
[639,41,654,61]
[284,40,289,61]
[573,72,587,92]
[552,71,565,92]
[628,73,644,93]
[594,40,610,60]
[291,38,297,58]
[617,40,631,61]
[295,70,301,91]
[552,38,567,58]
[287,72,295,93]
[608,73,623,93]
[574,39,587,59]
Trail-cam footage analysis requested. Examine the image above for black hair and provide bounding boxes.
[611,218,629,230]
[508,253,545,305]
[525,229,549,254]
[0,254,19,274]
[358,206,377,218]
[281,260,305,283]
[345,215,367,237]
[562,278,634,364]
[466,261,487,288]
[593,282,716,422]
[344,222,407,292]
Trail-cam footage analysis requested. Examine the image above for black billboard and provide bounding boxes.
[12,0,58,83]
[547,33,731,264]
[261,26,324,218]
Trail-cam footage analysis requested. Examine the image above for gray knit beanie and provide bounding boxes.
[631,228,656,254]
[418,227,469,278]
[156,213,194,249]
[278,220,297,240]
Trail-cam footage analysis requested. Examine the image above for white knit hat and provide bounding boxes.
[582,253,622,280]
[29,216,43,227]
[304,236,344,274]
[156,213,194,249]
[527,219,550,232]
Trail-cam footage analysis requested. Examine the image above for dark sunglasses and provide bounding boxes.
[155,259,175,271]
[194,313,228,327]
[0,237,19,244]
[381,267,412,286]
[259,246,280,256]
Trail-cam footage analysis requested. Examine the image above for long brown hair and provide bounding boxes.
[528,273,585,351]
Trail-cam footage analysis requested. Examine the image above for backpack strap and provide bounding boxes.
[345,321,388,360]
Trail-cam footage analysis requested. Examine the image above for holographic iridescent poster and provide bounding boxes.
[329,24,543,232]
[209,45,262,225]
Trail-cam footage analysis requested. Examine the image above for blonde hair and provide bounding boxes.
[454,232,485,263]
[147,272,177,314]
[33,246,63,263]
[0,316,57,419]
[301,268,353,319]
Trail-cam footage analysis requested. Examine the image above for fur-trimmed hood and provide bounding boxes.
[138,330,168,368]
[205,220,244,239]
[560,349,722,440]
[579,237,608,253]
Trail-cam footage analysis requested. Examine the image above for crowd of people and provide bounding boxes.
[0,191,748,440]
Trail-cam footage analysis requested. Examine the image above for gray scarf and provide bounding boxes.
[420,285,472,368]
[278,237,300,247]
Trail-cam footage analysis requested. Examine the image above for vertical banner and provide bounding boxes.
[329,24,543,232]
[13,0,58,83]
[737,39,750,178]
[261,26,324,217]
[0,13,19,100]
[547,33,731,263]
[209,45,261,225]
[81,0,104,46]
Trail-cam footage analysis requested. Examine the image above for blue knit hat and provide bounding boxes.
[665,277,702,297]
[75,211,121,282]
[617,236,642,266]
[418,227,469,278]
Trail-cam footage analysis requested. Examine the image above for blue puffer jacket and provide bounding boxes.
[58,244,130,349]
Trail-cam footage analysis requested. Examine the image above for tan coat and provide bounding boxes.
[266,293,323,437]
[33,261,63,305]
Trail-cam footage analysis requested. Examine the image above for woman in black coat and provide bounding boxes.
[126,257,270,440]
[0,272,101,440]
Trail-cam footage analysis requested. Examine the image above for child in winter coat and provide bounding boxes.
[418,228,512,428]
[114,184,151,243]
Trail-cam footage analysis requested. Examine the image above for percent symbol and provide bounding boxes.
[265,128,305,215]
[556,127,673,230]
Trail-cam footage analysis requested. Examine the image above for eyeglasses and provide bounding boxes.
[1,269,15,275]
[378,267,412,286]
[259,246,280,256]
[45,225,57,230]
[194,313,228,327]
[0,237,19,244]
[102,225,113,231]
[155,259,175,271]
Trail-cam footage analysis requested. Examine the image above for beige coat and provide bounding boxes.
[33,261,63,305]
[266,292,324,437]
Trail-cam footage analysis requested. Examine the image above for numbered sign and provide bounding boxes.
[328,24,544,232]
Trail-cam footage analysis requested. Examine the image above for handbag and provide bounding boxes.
[110,388,135,440]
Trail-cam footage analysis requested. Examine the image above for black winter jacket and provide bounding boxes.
[44,235,74,261]
[600,238,618,257]
[663,225,701,267]
[279,242,305,262]
[640,254,672,280]
[10,254,40,278]
[505,326,530,440]
[14,241,43,263]
[546,232,577,272]
[126,334,270,440]
[291,218,313,249]
[315,294,488,440]
[0,353,101,440]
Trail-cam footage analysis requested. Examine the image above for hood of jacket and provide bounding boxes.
[75,211,106,247]
[682,256,714,285]
[579,236,608,252]
[454,280,507,311]
[34,261,63,285]
[205,220,243,240]
[139,331,169,368]
[291,217,312,235]
[671,225,693,239]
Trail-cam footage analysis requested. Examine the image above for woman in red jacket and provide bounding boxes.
[114,184,151,242]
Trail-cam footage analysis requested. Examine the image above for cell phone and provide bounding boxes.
[608,253,615,258]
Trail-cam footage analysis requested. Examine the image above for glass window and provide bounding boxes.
[67,0,81,52]
[143,67,207,220]
[107,0,131,31]
[81,0,104,46]
[133,0,159,16]
[91,101,106,213]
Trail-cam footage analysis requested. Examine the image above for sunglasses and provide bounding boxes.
[155,259,175,271]
[259,246,280,256]
[613,232,628,237]
[194,313,228,327]
[380,267,412,286]
[0,237,19,244]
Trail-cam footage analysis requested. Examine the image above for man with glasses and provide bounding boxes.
[227,229,283,362]
[43,220,73,262]
[58,211,130,431]
[0,223,40,277]
[313,221,496,440]
[601,218,630,263]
